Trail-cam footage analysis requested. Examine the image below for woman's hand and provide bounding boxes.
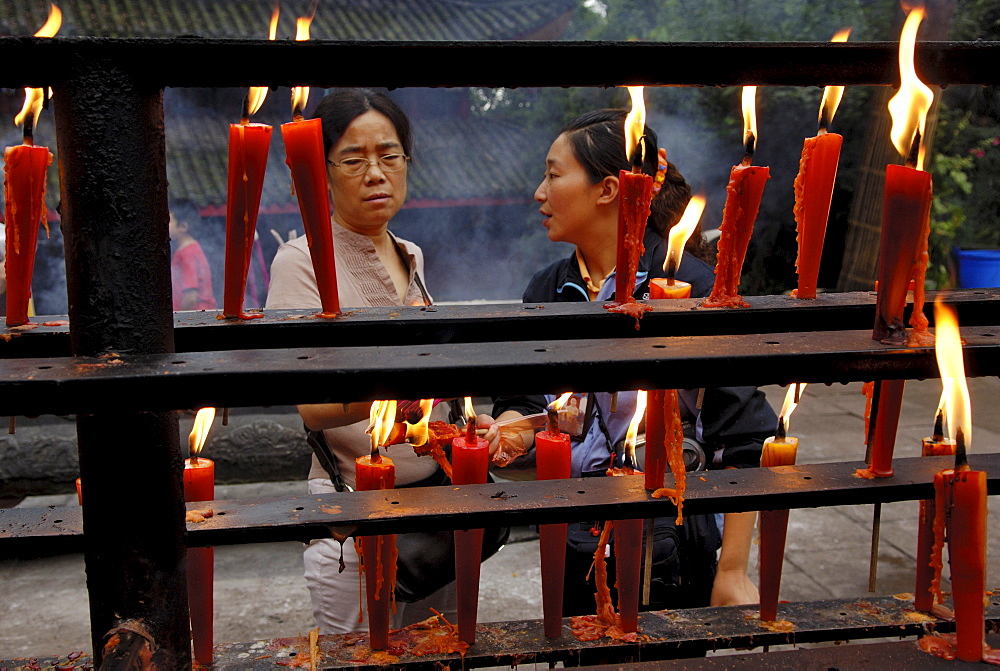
[476,414,501,456]
[710,567,759,607]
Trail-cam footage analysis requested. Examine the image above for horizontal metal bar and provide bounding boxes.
[5,290,1000,360]
[206,596,1000,669]
[2,326,999,416]
[2,39,1000,88]
[3,454,996,555]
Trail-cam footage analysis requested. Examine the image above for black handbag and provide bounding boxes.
[307,428,510,603]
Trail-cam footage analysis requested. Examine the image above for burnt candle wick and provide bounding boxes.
[742,132,755,166]
[370,446,382,463]
[905,128,921,169]
[954,427,969,471]
[629,141,644,173]
[547,407,559,435]
[775,416,787,441]
[22,115,34,146]
[932,410,945,444]
[465,414,476,442]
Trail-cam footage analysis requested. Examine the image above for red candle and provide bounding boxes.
[705,87,769,309]
[792,132,842,299]
[861,378,906,478]
[281,114,340,318]
[614,169,653,304]
[758,385,804,622]
[184,456,215,665]
[758,435,798,622]
[650,195,704,303]
[946,464,987,663]
[3,140,51,327]
[223,111,271,319]
[703,164,769,308]
[355,452,396,650]
[648,279,690,300]
[613,517,643,633]
[792,29,849,300]
[644,389,685,502]
[536,412,571,639]
[451,413,489,644]
[183,408,216,666]
[873,164,931,343]
[644,390,668,492]
[877,7,935,345]
[914,422,954,612]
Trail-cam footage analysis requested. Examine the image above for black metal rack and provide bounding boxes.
[2,38,1000,668]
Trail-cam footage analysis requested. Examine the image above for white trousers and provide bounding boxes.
[303,478,457,634]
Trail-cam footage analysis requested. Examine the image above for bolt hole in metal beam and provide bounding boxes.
[171,361,185,365]
[296,356,310,360]
[535,348,547,352]
[294,507,303,511]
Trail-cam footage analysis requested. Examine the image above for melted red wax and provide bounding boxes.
[604,300,652,330]
[569,521,641,643]
[918,633,1000,665]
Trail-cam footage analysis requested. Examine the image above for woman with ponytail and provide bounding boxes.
[487,109,776,615]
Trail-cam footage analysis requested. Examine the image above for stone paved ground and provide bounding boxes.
[2,379,998,659]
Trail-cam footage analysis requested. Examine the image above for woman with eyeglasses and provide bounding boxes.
[266,88,454,635]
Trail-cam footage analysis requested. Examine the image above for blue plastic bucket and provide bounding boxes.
[955,247,1000,288]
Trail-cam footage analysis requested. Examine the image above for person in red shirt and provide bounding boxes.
[169,201,217,311]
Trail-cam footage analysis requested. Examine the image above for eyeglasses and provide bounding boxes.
[327,154,409,176]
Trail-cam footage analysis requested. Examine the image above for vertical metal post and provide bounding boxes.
[53,56,190,667]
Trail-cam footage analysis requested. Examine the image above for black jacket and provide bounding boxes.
[496,229,777,468]
[522,229,716,303]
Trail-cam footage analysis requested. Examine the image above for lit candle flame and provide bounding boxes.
[741,86,758,160]
[818,28,851,132]
[547,392,574,413]
[624,390,648,467]
[463,396,477,421]
[778,383,807,435]
[243,4,281,120]
[933,299,971,450]
[367,400,397,451]
[269,1,280,39]
[624,86,646,166]
[404,399,434,447]
[887,7,933,170]
[188,407,216,458]
[14,4,62,135]
[663,194,706,275]
[289,11,315,119]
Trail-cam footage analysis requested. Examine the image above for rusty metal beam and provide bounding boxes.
[4,290,1000,360]
[2,327,999,416]
[2,39,1000,88]
[4,454,997,554]
[52,60,190,667]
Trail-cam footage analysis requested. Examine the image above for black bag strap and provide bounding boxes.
[305,426,352,492]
